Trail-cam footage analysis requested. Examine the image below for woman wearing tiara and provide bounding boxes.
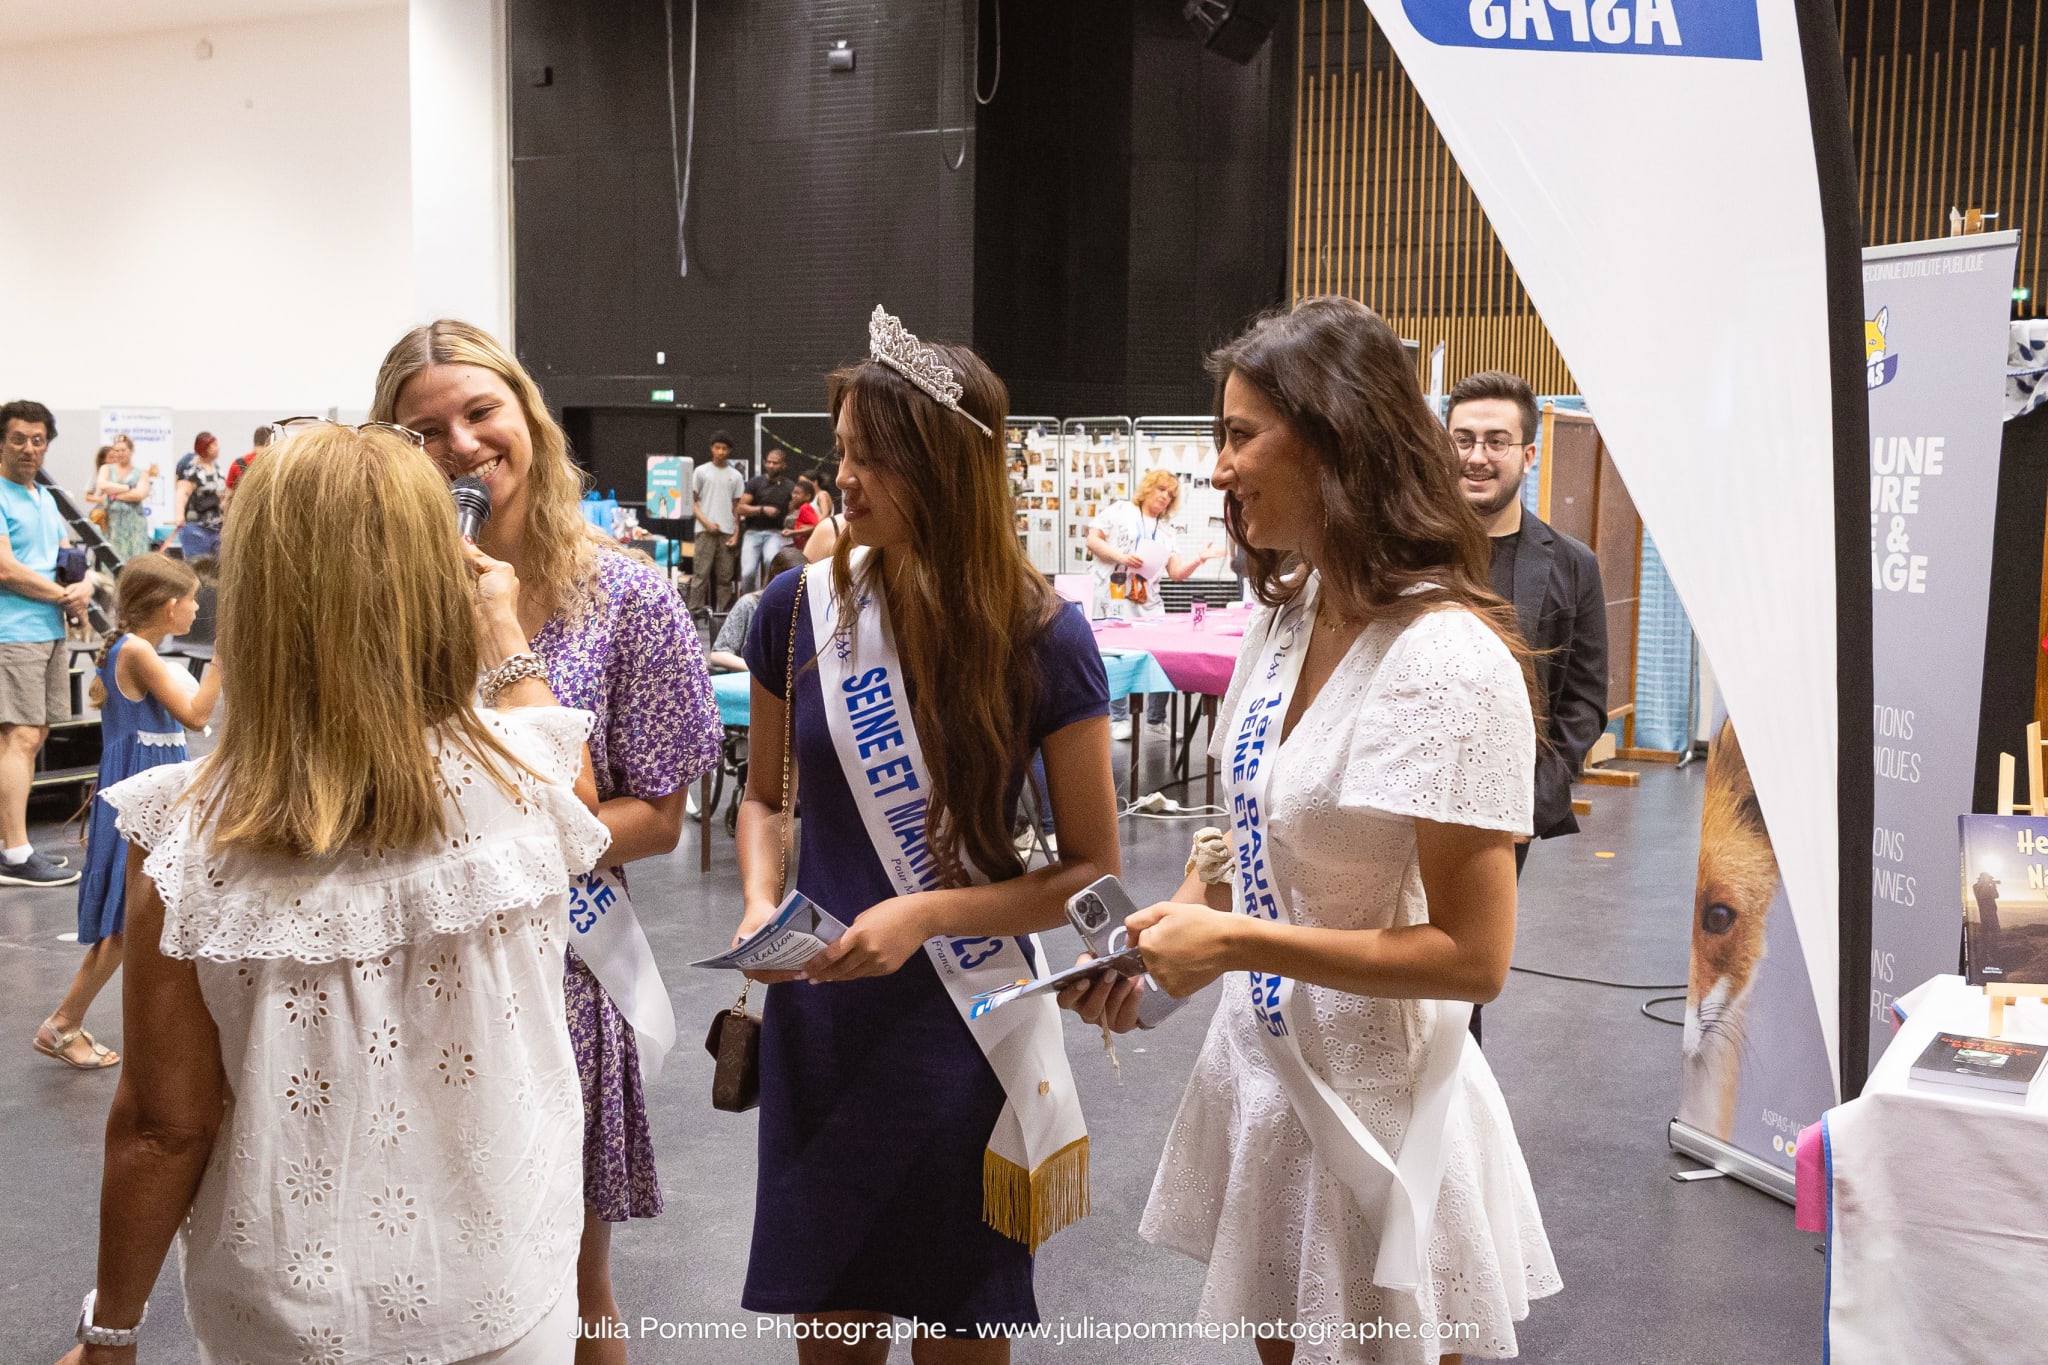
[733,308,1118,1360]
[1063,298,1560,1363]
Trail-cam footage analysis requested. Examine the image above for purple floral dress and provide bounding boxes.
[533,549,721,1220]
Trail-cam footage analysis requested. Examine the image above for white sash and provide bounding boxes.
[805,554,1089,1250]
[567,866,678,1089]
[1223,577,1469,1293]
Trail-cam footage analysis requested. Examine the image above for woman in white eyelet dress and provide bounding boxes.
[1138,602,1560,1362]
[1062,298,1560,1365]
[60,427,610,1365]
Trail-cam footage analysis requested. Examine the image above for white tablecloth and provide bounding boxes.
[1824,974,2048,1363]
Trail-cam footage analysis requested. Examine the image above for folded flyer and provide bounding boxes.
[691,891,848,971]
[968,944,1149,1019]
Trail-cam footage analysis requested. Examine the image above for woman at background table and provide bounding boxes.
[1084,469,1222,738]
[374,319,722,1364]
[1062,297,1559,1364]
[734,309,1117,1361]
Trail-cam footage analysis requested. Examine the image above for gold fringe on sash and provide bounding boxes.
[981,1135,1090,1251]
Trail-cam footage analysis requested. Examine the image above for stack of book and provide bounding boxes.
[1909,1032,2047,1096]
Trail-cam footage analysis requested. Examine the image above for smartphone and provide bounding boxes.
[1063,875,1187,1029]
[1066,875,1137,958]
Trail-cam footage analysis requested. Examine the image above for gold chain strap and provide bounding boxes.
[780,574,804,903]
[734,574,808,1021]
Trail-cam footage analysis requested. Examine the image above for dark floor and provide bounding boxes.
[0,748,1822,1363]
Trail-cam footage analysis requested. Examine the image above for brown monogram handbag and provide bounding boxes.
[704,574,806,1112]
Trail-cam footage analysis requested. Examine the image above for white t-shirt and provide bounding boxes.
[692,462,746,534]
[102,707,610,1365]
[1091,500,1174,619]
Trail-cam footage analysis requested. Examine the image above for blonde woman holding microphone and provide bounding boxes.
[374,320,722,1362]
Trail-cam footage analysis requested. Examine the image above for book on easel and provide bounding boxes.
[1957,815,2048,988]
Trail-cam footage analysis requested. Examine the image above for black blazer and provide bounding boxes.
[1505,513,1608,838]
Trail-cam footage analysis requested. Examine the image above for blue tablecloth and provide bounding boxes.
[1098,648,1175,700]
[709,648,1173,729]
[712,670,751,727]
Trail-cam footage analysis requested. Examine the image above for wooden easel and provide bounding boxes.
[1986,984,2048,1038]
[1993,721,2048,815]
[1985,722,2048,1036]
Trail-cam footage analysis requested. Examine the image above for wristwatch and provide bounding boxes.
[76,1289,146,1348]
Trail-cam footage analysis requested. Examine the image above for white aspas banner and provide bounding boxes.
[1360,0,1852,1095]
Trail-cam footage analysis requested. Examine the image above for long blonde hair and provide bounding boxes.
[369,319,597,620]
[190,425,527,857]
[88,553,199,708]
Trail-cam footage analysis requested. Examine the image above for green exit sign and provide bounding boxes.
[2017,288,2033,303]
[650,388,675,403]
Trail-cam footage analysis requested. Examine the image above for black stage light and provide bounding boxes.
[1182,0,1284,64]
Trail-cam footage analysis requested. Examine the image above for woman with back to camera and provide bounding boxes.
[733,307,1118,1362]
[1062,297,1560,1364]
[373,321,723,1363]
[55,423,607,1365]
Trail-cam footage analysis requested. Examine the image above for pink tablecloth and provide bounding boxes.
[1091,606,1255,696]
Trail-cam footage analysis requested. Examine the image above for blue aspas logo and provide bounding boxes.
[1865,307,1899,390]
[1403,1,1762,61]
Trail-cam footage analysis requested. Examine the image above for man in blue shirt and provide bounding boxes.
[0,401,89,886]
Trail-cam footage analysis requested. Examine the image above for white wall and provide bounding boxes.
[0,6,420,493]
[410,0,510,338]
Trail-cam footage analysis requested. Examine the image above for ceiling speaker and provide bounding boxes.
[1182,0,1284,64]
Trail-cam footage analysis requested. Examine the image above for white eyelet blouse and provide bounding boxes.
[103,707,610,1365]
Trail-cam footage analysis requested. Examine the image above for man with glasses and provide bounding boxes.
[1447,371,1606,1042]
[0,400,88,887]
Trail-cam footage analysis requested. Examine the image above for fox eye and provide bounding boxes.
[1700,903,1737,935]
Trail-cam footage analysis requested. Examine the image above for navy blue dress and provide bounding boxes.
[740,568,1108,1330]
[77,638,187,944]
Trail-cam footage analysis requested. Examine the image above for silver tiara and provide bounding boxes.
[868,305,992,436]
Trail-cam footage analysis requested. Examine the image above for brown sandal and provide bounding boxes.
[32,1019,119,1070]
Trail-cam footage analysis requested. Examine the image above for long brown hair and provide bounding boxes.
[827,344,1056,887]
[370,319,599,621]
[1211,296,1539,695]
[189,425,528,856]
[88,553,199,708]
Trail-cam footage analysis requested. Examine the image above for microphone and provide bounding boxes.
[451,476,492,541]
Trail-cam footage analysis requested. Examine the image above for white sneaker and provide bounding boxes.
[1110,719,1133,741]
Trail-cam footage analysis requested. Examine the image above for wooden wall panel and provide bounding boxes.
[1292,2,2046,398]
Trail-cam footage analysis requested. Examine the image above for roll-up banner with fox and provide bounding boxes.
[1356,0,1874,1108]
[1677,237,2017,1183]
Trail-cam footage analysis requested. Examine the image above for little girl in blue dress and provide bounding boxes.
[32,553,220,1069]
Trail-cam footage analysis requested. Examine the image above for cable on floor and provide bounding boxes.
[1640,993,1688,1026]
[1509,964,1685,991]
